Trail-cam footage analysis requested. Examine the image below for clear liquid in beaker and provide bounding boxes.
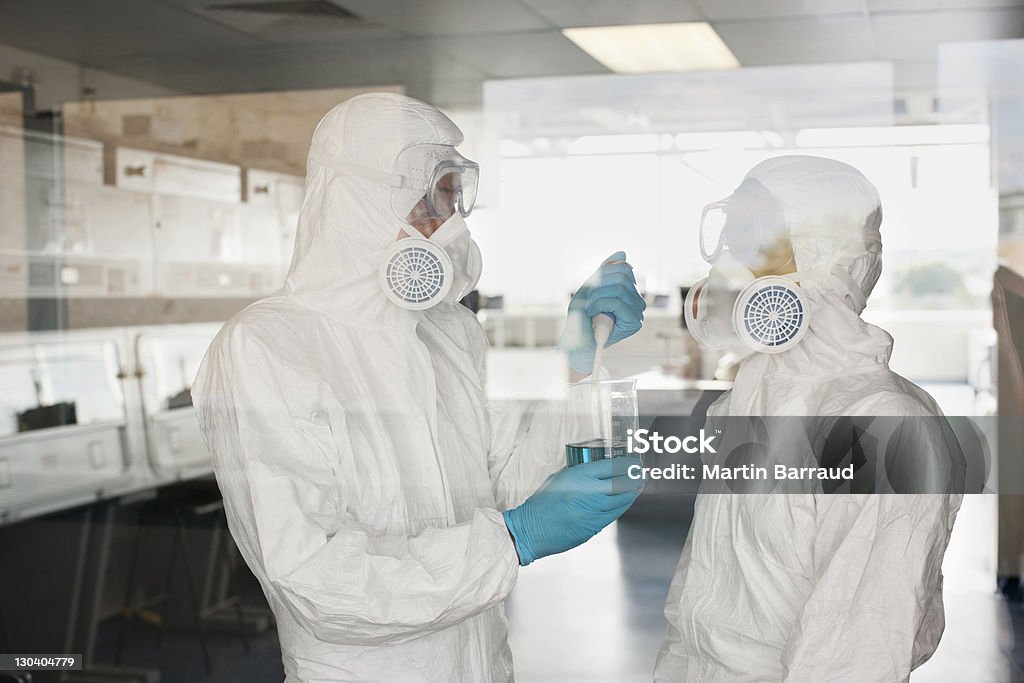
[565,438,628,467]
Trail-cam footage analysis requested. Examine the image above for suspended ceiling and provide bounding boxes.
[0,0,1021,107]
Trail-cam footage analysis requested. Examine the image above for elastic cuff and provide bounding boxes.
[501,509,534,566]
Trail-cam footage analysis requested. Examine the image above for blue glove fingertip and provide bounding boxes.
[605,250,626,263]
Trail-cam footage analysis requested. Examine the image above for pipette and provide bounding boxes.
[591,313,614,379]
[590,313,614,444]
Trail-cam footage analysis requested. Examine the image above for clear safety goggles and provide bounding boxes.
[699,178,787,263]
[309,143,479,220]
[393,144,479,221]
[424,159,479,219]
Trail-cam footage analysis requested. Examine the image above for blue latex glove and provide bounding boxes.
[559,251,646,373]
[502,457,644,566]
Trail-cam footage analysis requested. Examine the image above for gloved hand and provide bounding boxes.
[559,251,646,374]
[502,457,644,566]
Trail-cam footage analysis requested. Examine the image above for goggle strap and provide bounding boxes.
[309,152,405,188]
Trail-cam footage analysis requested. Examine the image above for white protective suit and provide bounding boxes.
[193,93,564,682]
[656,156,963,682]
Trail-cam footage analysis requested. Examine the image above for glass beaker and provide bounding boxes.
[565,378,639,467]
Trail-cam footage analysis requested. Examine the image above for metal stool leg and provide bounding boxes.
[114,511,145,664]
[175,509,212,675]
[155,515,180,652]
[0,593,10,652]
[217,515,249,653]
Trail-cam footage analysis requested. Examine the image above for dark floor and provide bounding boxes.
[92,591,284,683]
[90,496,1022,682]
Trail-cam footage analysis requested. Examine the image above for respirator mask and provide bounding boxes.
[685,178,866,354]
[381,211,482,310]
[311,143,483,310]
[685,252,813,353]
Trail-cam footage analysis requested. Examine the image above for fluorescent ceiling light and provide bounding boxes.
[563,22,739,74]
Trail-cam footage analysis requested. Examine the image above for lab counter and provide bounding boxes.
[633,369,732,393]
[0,421,135,525]
[0,324,221,527]
[0,326,233,681]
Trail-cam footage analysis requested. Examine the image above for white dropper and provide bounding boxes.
[591,312,614,380]
[590,313,614,447]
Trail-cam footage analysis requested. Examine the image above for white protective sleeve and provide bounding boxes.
[194,328,521,647]
[486,398,570,511]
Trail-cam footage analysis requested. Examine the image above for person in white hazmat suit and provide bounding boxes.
[192,93,646,682]
[657,155,965,682]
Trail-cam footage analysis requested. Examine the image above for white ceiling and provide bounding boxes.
[0,0,1020,107]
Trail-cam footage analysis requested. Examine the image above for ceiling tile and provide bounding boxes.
[409,79,484,107]
[714,16,874,65]
[333,0,551,36]
[253,27,400,45]
[517,0,703,29]
[0,0,264,61]
[871,8,1024,60]
[428,30,609,78]
[155,0,397,42]
[190,3,400,46]
[1,0,1019,110]
[157,0,235,7]
[294,39,488,80]
[88,47,292,79]
[694,0,868,21]
[91,38,488,95]
[869,0,1024,11]
[99,60,383,95]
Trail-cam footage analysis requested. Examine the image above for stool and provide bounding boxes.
[114,486,249,674]
[0,606,30,682]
